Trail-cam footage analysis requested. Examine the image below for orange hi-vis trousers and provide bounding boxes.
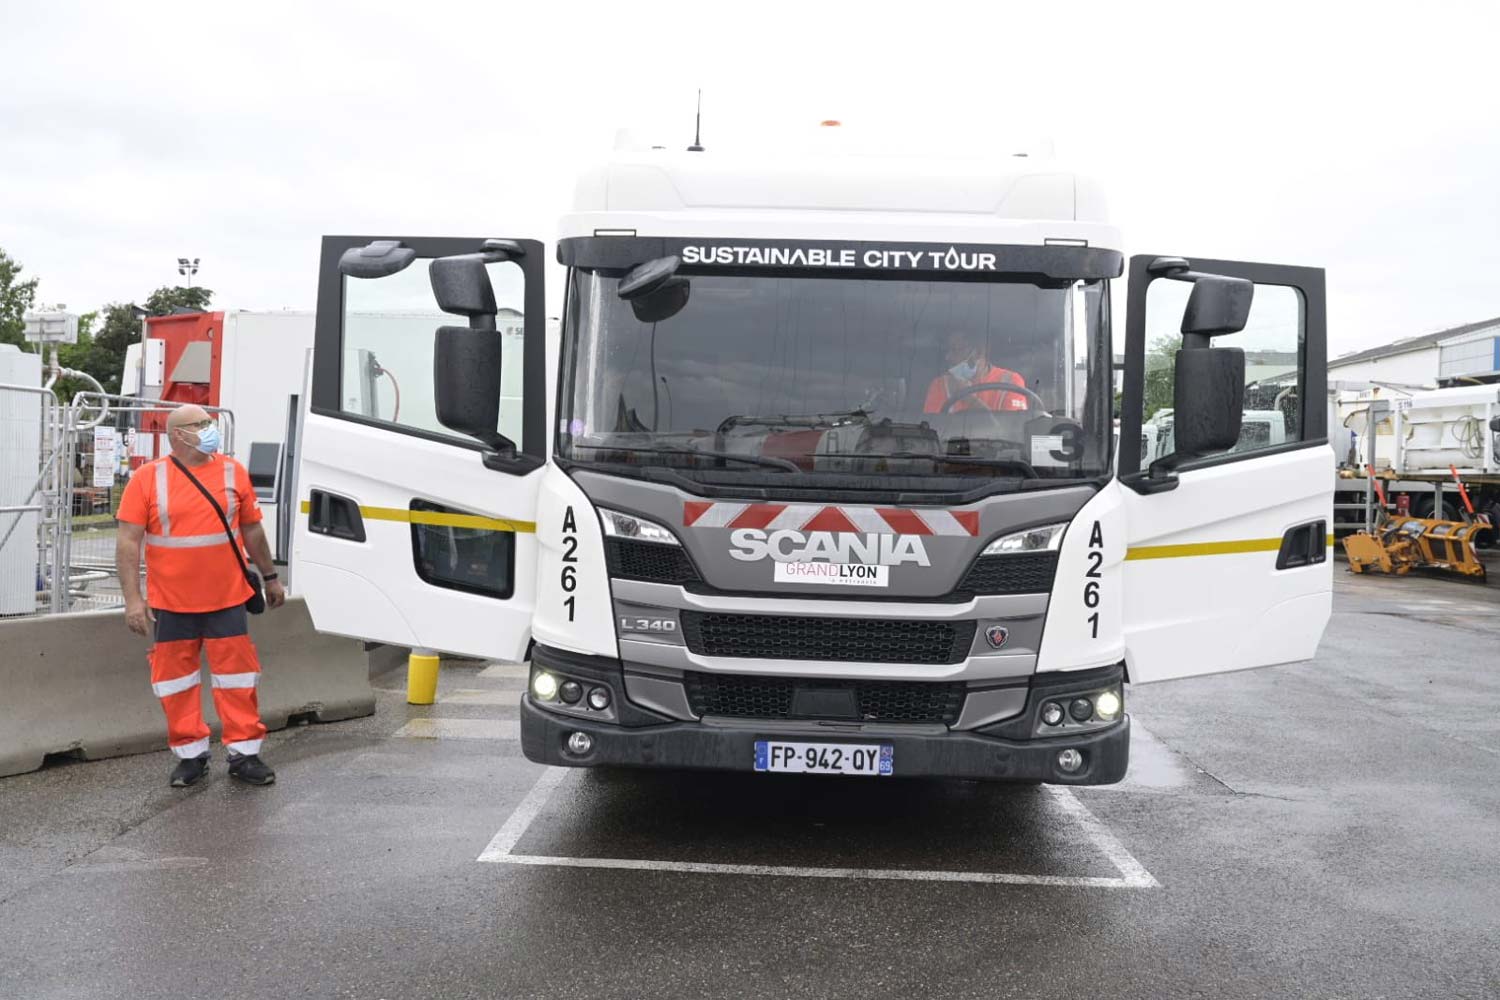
[149,605,267,758]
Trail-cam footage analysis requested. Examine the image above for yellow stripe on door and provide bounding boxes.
[1126,534,1336,561]
[299,500,536,534]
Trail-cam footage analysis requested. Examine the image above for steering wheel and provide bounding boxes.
[937,382,1087,466]
[938,381,1049,415]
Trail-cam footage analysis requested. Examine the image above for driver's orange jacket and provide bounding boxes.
[922,364,1029,414]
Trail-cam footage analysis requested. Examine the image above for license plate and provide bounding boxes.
[754,741,893,776]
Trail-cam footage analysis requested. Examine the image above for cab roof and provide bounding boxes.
[560,139,1119,250]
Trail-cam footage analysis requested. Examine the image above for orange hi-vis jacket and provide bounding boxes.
[117,454,263,613]
[922,363,1030,414]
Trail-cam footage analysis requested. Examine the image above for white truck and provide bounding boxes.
[292,139,1333,784]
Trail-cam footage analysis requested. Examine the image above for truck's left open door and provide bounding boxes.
[292,236,547,661]
[1118,255,1332,683]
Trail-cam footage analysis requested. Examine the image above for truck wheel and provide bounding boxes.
[1413,496,1461,523]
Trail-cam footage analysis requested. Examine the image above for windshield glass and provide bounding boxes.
[559,268,1111,493]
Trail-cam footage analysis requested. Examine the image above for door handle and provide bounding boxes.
[308,490,367,543]
[1275,520,1327,570]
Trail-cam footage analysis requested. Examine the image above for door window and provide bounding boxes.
[409,499,515,599]
[339,259,526,446]
[1138,279,1304,466]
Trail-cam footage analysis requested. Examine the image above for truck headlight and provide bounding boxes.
[982,522,1067,555]
[1032,683,1123,735]
[600,508,681,546]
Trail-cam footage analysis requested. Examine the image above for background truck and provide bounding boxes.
[1332,383,1500,544]
[291,136,1333,784]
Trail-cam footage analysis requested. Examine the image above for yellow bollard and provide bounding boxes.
[406,649,440,705]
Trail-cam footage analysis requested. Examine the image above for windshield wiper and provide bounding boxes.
[572,444,801,472]
[818,452,1038,477]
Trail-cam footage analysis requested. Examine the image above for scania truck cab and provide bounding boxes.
[293,141,1332,784]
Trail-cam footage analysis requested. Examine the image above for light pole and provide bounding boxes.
[176,257,200,289]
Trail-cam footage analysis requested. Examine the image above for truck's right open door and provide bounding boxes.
[1118,255,1332,683]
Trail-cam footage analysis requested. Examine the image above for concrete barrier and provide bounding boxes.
[0,597,374,778]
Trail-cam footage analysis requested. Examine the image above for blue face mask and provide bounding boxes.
[193,424,221,455]
[949,359,978,382]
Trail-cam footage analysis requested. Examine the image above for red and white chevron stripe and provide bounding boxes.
[683,501,978,537]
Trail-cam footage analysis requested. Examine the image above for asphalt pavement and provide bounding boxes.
[2,565,1498,1000]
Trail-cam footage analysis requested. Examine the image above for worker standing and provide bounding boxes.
[115,404,287,787]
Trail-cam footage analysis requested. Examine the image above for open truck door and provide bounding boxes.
[1118,256,1331,683]
[292,236,548,661]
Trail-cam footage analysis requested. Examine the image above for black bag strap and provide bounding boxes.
[170,456,255,581]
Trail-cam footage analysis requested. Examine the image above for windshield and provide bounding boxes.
[559,268,1111,494]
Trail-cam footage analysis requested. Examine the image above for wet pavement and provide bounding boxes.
[2,566,1498,999]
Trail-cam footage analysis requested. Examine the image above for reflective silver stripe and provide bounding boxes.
[225,739,263,755]
[155,461,171,536]
[146,529,241,549]
[172,736,211,758]
[152,672,201,697]
[223,459,237,525]
[211,672,259,690]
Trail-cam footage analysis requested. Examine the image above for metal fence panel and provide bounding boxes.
[0,389,233,617]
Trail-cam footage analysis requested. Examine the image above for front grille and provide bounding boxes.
[605,538,701,585]
[959,552,1059,594]
[679,611,976,664]
[684,672,965,724]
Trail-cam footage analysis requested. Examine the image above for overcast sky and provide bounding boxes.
[3,1,1497,358]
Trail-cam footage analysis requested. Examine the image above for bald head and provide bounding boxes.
[165,404,218,462]
[166,404,210,431]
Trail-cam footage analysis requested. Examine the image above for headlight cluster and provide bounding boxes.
[531,667,613,714]
[599,508,681,546]
[1034,684,1122,736]
[982,522,1067,555]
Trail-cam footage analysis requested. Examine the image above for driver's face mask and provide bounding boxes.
[948,357,979,382]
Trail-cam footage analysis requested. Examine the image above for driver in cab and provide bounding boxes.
[923,332,1029,414]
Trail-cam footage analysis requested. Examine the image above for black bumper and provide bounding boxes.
[520,697,1130,785]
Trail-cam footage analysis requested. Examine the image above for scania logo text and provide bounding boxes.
[728,529,931,567]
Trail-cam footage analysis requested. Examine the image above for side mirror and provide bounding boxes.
[1181,274,1253,337]
[619,256,682,300]
[339,240,416,278]
[428,240,527,461]
[1143,259,1255,474]
[434,326,504,450]
[619,255,691,323]
[1168,346,1245,459]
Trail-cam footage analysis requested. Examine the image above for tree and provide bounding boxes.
[144,285,214,316]
[1142,335,1177,423]
[0,247,41,352]
[53,286,215,397]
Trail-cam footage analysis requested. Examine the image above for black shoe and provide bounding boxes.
[169,753,210,788]
[227,752,276,786]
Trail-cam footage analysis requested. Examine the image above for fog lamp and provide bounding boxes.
[587,687,611,711]
[531,671,558,701]
[1041,702,1065,726]
[1095,690,1122,720]
[1057,748,1084,773]
[566,731,593,755]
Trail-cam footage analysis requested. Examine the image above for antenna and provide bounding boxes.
[687,89,704,152]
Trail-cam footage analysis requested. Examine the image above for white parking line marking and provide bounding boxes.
[395,718,520,741]
[478,663,530,680]
[442,688,524,705]
[477,768,1158,889]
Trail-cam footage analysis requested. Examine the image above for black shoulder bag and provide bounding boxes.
[170,456,266,614]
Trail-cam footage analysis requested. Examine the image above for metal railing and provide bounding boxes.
[0,388,234,617]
